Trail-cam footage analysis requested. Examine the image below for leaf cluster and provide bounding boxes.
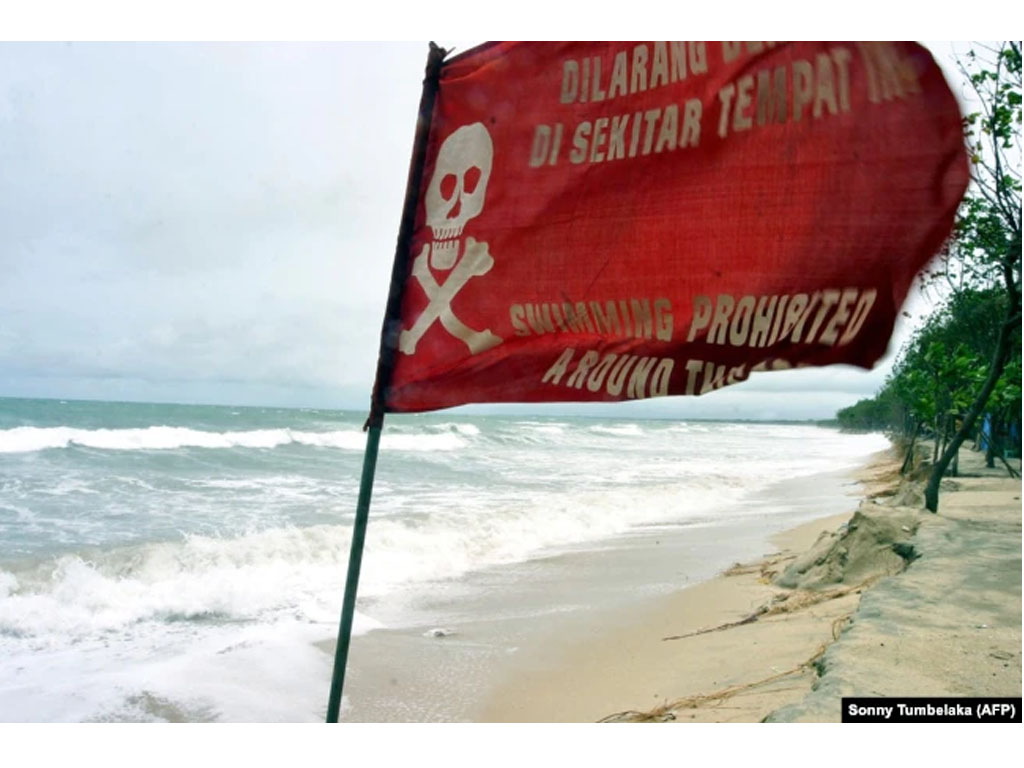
[928,42,1021,298]
[837,41,1022,448]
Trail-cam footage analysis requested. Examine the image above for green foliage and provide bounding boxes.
[935,42,1022,294]
[839,286,1020,444]
[835,42,1022,467]
[836,388,900,431]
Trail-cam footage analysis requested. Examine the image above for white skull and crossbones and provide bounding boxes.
[398,123,502,356]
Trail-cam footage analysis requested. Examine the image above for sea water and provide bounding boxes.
[0,397,887,721]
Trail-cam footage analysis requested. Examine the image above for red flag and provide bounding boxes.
[381,42,968,413]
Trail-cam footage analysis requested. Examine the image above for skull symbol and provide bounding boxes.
[424,123,493,270]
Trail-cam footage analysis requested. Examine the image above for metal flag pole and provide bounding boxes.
[325,41,448,724]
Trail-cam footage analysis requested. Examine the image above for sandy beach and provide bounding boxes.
[331,442,1021,723]
[484,444,1021,723]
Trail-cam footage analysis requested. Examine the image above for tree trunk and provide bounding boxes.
[901,420,921,474]
[925,312,1018,512]
[993,407,1020,478]
[985,412,999,468]
[950,424,959,477]
[942,414,956,476]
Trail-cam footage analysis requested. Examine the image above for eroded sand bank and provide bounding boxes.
[327,444,1020,723]
[509,445,1021,724]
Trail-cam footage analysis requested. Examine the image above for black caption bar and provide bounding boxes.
[842,697,1022,723]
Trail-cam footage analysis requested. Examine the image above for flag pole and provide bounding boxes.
[325,41,448,724]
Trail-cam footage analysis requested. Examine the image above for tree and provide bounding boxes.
[836,387,901,432]
[923,41,1022,511]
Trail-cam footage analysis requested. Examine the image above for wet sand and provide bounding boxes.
[481,510,861,722]
[326,460,874,721]
[480,445,1020,723]
[327,444,1021,722]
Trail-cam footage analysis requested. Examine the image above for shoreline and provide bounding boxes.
[481,443,1020,723]
[330,449,881,722]
[480,510,862,722]
[769,445,1022,720]
[326,441,1021,723]
[480,450,901,722]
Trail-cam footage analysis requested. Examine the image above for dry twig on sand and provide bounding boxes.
[602,576,878,722]
[598,641,832,723]
[660,578,878,642]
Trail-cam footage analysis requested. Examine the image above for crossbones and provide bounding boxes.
[399,122,503,356]
[398,237,501,355]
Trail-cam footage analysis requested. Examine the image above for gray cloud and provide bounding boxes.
[0,42,948,417]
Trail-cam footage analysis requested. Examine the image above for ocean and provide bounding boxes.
[0,397,887,722]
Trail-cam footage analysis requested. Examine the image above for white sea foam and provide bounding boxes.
[521,424,566,435]
[0,474,741,645]
[432,422,481,436]
[588,423,644,436]
[0,571,17,598]
[0,414,888,721]
[0,525,379,640]
[0,426,466,454]
[0,592,367,722]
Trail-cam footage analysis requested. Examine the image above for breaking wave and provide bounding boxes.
[0,475,731,641]
[0,426,467,454]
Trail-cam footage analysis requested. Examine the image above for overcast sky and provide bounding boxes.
[0,40,972,420]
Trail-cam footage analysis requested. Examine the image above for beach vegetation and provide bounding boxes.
[836,41,1022,511]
